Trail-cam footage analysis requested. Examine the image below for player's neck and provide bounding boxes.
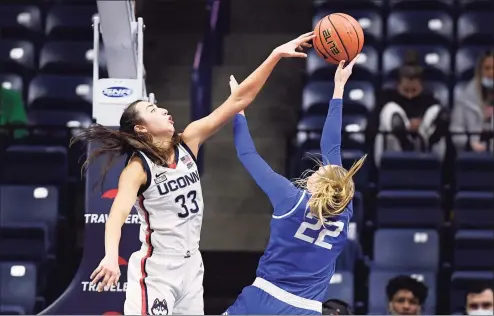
[153,135,174,150]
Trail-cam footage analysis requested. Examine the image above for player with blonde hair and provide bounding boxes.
[224,56,365,315]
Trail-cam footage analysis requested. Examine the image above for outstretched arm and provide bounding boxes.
[234,113,303,215]
[320,57,359,166]
[181,32,315,157]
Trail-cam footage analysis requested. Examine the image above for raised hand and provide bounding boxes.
[272,32,316,59]
[334,54,360,86]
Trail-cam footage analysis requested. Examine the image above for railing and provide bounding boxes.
[190,0,225,173]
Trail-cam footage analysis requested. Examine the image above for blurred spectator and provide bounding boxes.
[386,275,429,315]
[322,298,353,315]
[451,50,494,153]
[368,52,448,165]
[0,86,28,140]
[465,283,493,316]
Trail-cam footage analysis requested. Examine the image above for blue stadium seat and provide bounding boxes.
[351,191,364,234]
[0,5,42,40]
[1,146,68,185]
[455,152,494,192]
[389,0,454,10]
[454,230,494,270]
[451,271,494,313]
[0,74,23,93]
[307,46,379,81]
[28,110,92,127]
[377,191,443,228]
[302,81,374,116]
[368,270,436,314]
[335,239,362,272]
[457,12,494,45]
[0,185,59,252]
[0,225,47,263]
[453,192,494,229]
[27,75,92,113]
[0,40,35,76]
[382,45,451,81]
[382,80,450,107]
[315,0,383,11]
[45,5,97,40]
[458,0,494,10]
[313,9,382,46]
[327,272,354,305]
[379,152,441,191]
[39,41,107,75]
[386,11,453,45]
[373,229,439,270]
[0,261,37,314]
[455,46,492,80]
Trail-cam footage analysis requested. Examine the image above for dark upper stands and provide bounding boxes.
[1,0,493,314]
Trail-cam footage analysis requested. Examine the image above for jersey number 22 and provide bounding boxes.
[294,212,344,250]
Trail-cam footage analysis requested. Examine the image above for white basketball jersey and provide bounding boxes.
[132,144,204,256]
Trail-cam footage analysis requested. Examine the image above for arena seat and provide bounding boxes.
[454,230,494,270]
[458,0,494,10]
[382,80,450,107]
[376,191,443,228]
[0,185,59,252]
[314,0,384,11]
[313,9,382,46]
[0,40,36,77]
[389,0,455,10]
[45,5,97,41]
[386,11,453,46]
[27,75,92,113]
[335,239,363,272]
[327,271,354,306]
[28,110,92,127]
[455,45,492,80]
[0,225,47,263]
[0,73,24,93]
[451,271,494,313]
[0,5,42,41]
[39,41,107,75]
[373,229,439,270]
[307,46,379,82]
[0,261,37,314]
[457,12,494,45]
[378,152,441,191]
[455,152,494,192]
[1,146,68,185]
[453,192,494,229]
[302,81,374,116]
[382,45,451,81]
[368,270,436,314]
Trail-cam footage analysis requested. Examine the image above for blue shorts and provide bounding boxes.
[224,286,321,315]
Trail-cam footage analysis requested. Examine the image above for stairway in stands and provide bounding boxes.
[200,0,311,252]
[142,0,207,132]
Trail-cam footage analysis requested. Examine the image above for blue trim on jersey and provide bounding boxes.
[272,190,307,219]
[180,141,197,163]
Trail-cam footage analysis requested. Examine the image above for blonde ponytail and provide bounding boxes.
[294,155,367,224]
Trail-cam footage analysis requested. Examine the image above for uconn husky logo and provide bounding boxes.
[102,87,132,98]
[150,298,168,315]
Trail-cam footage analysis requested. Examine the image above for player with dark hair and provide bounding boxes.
[223,57,365,315]
[72,32,316,315]
[386,275,429,315]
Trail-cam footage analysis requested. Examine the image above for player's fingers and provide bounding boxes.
[90,265,102,280]
[301,42,312,48]
[297,31,314,39]
[290,52,308,58]
[347,54,360,68]
[337,60,346,71]
[91,269,106,285]
[98,273,111,292]
[106,275,116,289]
[297,34,316,44]
[229,75,238,85]
[115,272,121,286]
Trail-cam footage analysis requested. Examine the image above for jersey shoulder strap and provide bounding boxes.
[126,151,153,194]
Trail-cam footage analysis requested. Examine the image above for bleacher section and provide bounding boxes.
[0,0,493,314]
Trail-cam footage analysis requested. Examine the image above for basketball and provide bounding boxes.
[313,13,364,64]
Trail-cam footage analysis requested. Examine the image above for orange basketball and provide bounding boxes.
[313,13,364,64]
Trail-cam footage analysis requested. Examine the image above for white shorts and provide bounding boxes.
[124,249,204,315]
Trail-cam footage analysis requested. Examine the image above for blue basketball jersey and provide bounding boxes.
[255,190,352,302]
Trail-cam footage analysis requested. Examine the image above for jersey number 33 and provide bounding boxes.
[294,212,344,250]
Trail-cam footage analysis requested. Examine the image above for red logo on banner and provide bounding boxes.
[118,256,128,266]
[102,189,118,199]
[103,311,121,315]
